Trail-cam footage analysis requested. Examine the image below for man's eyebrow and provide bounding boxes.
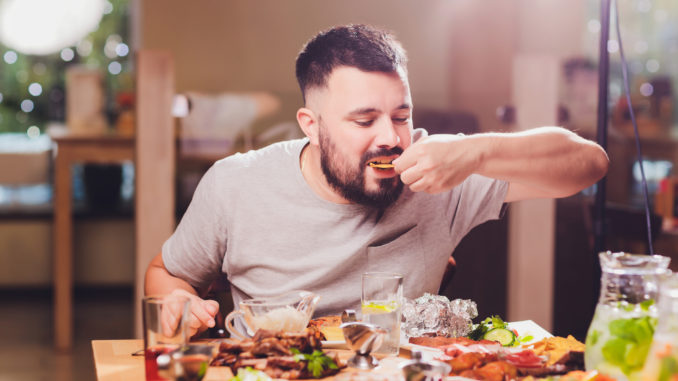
[346,104,411,117]
[346,107,379,117]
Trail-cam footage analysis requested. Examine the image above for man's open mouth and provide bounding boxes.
[367,158,395,169]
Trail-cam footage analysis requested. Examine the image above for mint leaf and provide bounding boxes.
[640,299,654,312]
[586,329,600,346]
[601,337,628,368]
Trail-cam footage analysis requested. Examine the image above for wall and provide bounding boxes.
[140,0,587,131]
[140,0,457,112]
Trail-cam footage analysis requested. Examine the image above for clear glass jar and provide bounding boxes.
[585,251,671,381]
[641,272,678,381]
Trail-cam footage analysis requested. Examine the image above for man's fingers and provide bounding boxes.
[408,177,428,193]
[190,301,217,328]
[392,147,418,173]
[399,166,423,186]
[160,304,179,337]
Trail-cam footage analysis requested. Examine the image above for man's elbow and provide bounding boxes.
[144,252,165,295]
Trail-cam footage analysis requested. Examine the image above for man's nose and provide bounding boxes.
[374,119,400,148]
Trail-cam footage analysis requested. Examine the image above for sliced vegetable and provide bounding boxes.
[484,327,516,346]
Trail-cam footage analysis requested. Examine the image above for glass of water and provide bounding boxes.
[361,272,403,356]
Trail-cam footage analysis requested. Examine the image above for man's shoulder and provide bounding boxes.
[211,138,306,173]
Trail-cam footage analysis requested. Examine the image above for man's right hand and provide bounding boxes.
[167,289,220,338]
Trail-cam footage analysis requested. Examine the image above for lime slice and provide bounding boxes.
[361,301,399,314]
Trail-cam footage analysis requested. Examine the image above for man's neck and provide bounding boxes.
[300,144,351,204]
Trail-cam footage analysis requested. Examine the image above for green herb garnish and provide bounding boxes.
[586,329,600,347]
[601,316,656,376]
[290,348,338,378]
[466,315,532,347]
[640,299,655,312]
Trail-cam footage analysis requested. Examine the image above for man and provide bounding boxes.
[146,24,608,337]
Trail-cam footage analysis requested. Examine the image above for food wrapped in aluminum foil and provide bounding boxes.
[401,293,477,338]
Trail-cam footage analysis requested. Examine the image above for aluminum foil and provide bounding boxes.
[402,293,477,338]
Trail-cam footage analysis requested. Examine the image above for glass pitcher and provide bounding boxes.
[641,272,678,381]
[585,251,671,381]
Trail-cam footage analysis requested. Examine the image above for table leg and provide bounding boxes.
[54,154,73,351]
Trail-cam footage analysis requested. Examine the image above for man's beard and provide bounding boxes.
[318,126,404,209]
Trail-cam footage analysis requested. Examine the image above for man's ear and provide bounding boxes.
[296,107,319,145]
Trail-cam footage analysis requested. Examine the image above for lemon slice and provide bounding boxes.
[361,301,399,314]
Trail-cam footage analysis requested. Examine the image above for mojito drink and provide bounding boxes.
[585,302,657,381]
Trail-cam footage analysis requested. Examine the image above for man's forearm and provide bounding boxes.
[475,127,609,201]
[145,252,199,296]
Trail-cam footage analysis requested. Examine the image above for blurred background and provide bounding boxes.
[1,0,678,379]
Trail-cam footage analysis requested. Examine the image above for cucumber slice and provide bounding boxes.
[483,327,516,346]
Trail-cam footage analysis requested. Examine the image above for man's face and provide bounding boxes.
[311,66,413,208]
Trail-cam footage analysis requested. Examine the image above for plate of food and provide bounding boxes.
[211,327,344,379]
[404,316,587,380]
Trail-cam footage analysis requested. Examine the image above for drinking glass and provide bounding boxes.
[584,252,670,381]
[361,272,403,356]
[641,272,678,381]
[143,294,191,381]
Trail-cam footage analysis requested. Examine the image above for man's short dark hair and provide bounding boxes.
[295,24,408,103]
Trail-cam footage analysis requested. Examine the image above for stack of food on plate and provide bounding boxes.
[402,294,601,381]
[211,326,343,379]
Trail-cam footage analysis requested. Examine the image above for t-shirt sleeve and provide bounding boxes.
[449,174,508,239]
[161,165,227,290]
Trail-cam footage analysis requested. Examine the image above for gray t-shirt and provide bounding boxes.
[162,133,508,316]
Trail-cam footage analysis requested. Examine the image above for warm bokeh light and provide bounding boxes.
[646,59,660,73]
[108,61,122,75]
[60,48,75,62]
[0,0,105,55]
[26,125,40,138]
[115,43,129,57]
[3,50,17,64]
[104,34,122,58]
[607,40,619,54]
[77,40,93,57]
[20,100,34,113]
[28,83,42,96]
[103,1,114,15]
[639,82,654,97]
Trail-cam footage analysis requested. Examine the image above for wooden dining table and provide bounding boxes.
[51,129,135,352]
[91,339,413,381]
